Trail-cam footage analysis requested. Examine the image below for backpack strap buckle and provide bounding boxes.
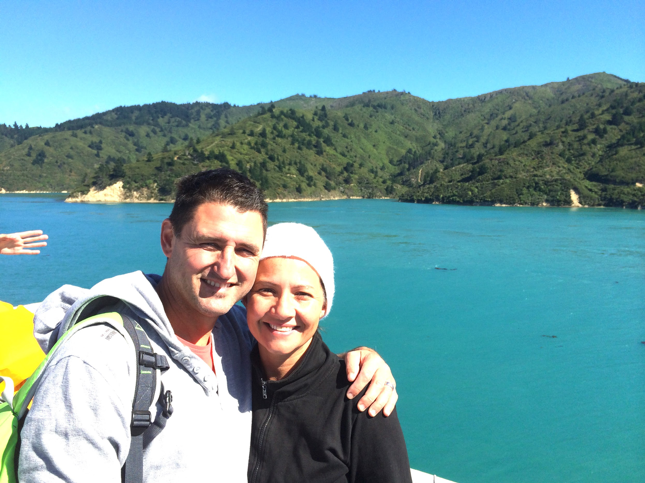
[131,410,152,429]
[138,351,169,371]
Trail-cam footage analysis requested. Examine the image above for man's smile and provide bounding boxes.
[201,277,239,289]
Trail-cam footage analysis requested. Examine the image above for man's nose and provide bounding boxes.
[215,246,235,279]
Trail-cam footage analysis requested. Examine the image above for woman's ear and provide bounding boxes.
[241,294,248,307]
[319,301,327,319]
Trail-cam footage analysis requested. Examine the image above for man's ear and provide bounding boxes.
[160,219,176,258]
[241,294,248,307]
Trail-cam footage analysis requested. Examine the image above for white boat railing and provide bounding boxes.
[411,469,456,482]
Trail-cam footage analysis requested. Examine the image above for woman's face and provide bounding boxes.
[246,257,326,361]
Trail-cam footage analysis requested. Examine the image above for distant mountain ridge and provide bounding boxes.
[1,73,643,207]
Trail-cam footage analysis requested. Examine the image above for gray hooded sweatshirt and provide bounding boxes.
[19,270,254,483]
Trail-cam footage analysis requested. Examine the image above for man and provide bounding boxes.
[19,169,397,482]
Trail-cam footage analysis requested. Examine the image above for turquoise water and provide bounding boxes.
[1,194,644,482]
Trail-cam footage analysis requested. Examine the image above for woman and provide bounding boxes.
[244,222,412,483]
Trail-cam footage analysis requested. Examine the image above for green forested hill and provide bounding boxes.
[0,102,232,190]
[2,73,644,207]
[0,96,336,191]
[399,73,645,207]
[100,90,439,200]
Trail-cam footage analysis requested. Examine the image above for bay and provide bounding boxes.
[1,194,644,482]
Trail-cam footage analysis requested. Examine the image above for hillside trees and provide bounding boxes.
[32,150,46,167]
[2,73,642,206]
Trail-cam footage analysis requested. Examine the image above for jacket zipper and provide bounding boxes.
[250,378,275,483]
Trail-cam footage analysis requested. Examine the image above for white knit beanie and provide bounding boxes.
[260,222,335,318]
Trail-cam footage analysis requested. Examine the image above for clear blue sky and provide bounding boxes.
[2,0,643,127]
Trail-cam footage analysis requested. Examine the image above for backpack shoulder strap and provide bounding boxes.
[118,314,169,483]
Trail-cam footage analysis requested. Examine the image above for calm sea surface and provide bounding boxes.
[1,194,644,482]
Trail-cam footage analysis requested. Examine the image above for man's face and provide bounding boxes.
[160,202,265,323]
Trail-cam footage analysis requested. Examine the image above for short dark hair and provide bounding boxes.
[168,168,268,238]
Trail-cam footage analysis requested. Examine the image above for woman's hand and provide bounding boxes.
[0,230,48,255]
[341,347,398,417]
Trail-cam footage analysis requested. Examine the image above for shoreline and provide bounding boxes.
[416,201,628,209]
[2,189,641,209]
[0,190,69,194]
[55,198,643,209]
[65,198,172,204]
[63,196,377,204]
[267,196,381,202]
[62,181,393,204]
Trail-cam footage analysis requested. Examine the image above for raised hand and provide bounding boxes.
[0,230,48,255]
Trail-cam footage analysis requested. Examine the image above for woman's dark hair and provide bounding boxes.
[168,168,268,238]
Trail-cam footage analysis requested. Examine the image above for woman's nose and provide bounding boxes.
[274,293,295,318]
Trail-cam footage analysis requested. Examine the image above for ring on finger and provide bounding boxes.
[384,381,395,390]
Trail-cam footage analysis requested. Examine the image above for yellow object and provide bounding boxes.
[0,301,45,393]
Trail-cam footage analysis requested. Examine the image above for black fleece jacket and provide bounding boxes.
[247,332,412,483]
